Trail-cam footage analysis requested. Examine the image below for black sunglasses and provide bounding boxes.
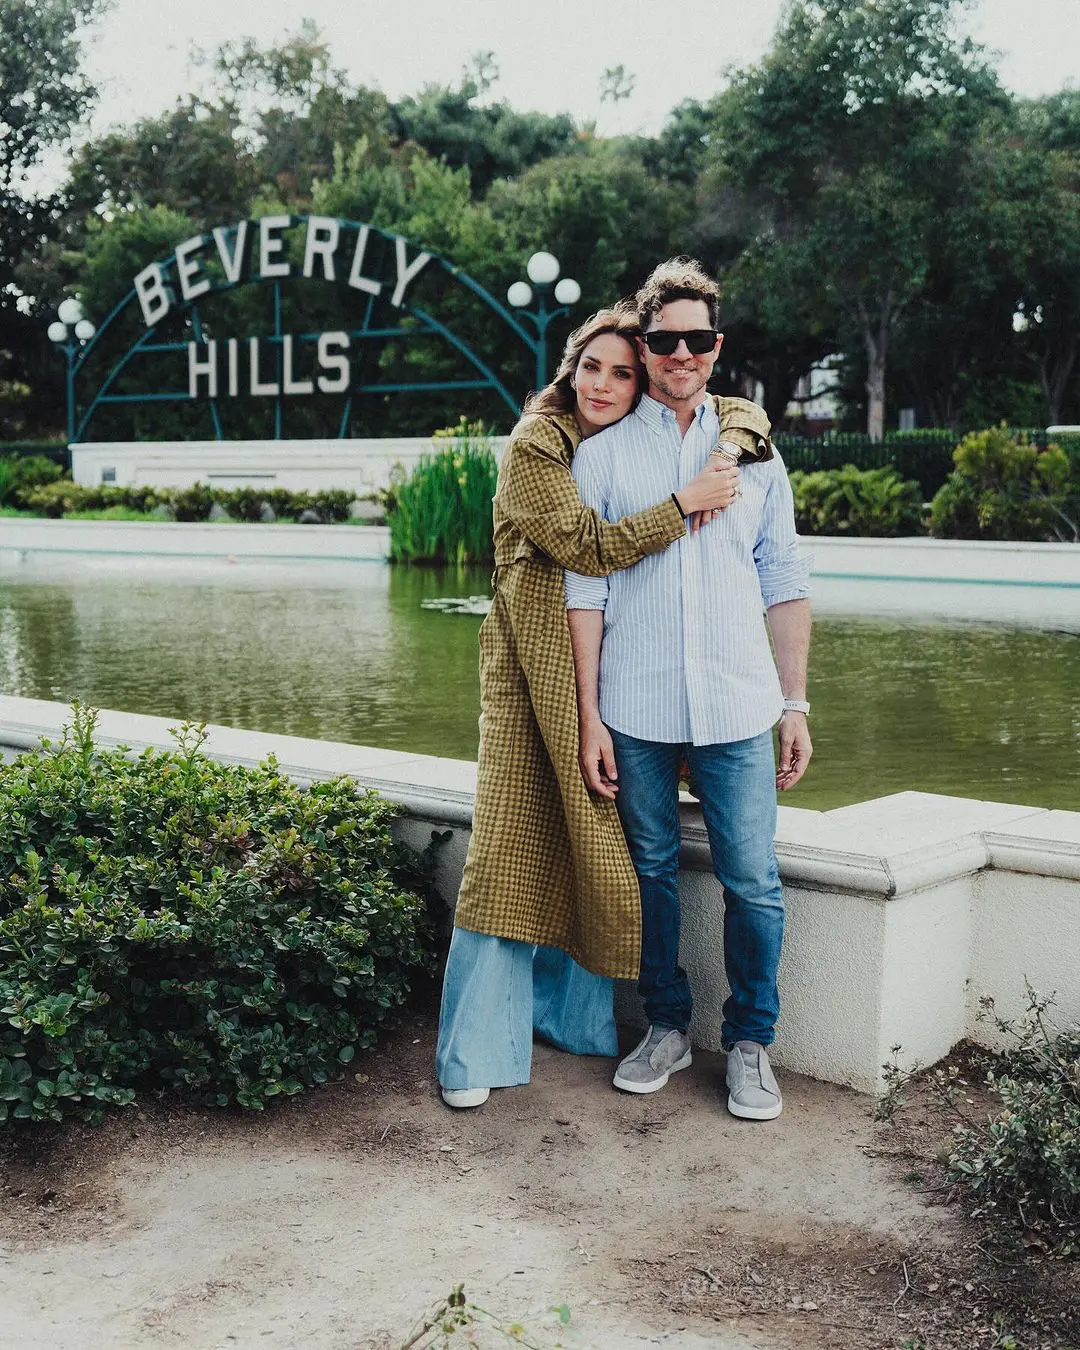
[640,329,719,356]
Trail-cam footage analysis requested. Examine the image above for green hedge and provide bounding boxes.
[0,705,440,1125]
[0,442,69,470]
[777,433,956,500]
[789,465,925,537]
[929,426,1078,542]
[0,454,66,507]
[14,480,356,523]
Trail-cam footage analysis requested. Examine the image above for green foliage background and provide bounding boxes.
[6,2,1080,442]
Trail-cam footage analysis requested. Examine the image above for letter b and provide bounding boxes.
[134,262,173,327]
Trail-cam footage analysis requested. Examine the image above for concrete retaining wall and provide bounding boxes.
[3,694,1077,1095]
[70,437,509,495]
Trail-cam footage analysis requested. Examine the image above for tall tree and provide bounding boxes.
[699,0,1005,438]
[1013,93,1080,425]
[0,0,110,434]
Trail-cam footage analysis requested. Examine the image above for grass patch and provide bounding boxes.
[61,506,162,522]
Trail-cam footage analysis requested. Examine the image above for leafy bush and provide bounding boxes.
[167,481,216,522]
[0,704,439,1126]
[387,418,498,564]
[309,488,354,523]
[929,426,1078,542]
[950,991,1080,1256]
[0,453,65,507]
[18,480,111,516]
[789,464,925,537]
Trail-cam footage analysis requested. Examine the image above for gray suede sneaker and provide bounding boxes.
[613,1025,692,1094]
[725,1040,782,1120]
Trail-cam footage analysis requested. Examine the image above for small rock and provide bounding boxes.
[208,503,231,522]
[258,502,276,523]
[297,508,323,524]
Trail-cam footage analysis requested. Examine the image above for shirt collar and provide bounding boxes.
[635,393,716,432]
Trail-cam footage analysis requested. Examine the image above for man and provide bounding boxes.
[565,258,812,1121]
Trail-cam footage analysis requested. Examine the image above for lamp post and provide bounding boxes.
[506,251,581,390]
[48,298,96,444]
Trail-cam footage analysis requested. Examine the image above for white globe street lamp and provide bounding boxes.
[48,299,95,444]
[554,278,581,306]
[525,251,560,286]
[506,251,581,389]
[57,297,84,326]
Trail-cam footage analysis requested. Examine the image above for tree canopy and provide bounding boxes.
[8,4,1080,439]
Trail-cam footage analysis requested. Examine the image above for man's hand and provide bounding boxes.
[679,460,740,533]
[776,711,812,790]
[579,714,619,799]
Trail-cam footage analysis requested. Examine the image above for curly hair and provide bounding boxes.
[635,257,720,331]
[523,304,643,420]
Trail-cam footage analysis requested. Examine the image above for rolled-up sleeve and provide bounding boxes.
[754,453,812,609]
[565,442,611,611]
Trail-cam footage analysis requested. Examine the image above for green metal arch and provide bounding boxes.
[70,217,545,442]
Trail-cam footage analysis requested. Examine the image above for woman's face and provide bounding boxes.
[573,332,639,435]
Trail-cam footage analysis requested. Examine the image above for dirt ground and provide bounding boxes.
[1,1009,1077,1350]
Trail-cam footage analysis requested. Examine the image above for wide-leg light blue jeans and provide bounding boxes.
[609,727,784,1048]
[435,926,619,1091]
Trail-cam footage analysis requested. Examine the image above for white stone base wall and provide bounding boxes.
[71,437,508,495]
[3,695,1077,1095]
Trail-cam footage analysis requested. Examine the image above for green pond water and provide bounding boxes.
[1,557,1078,813]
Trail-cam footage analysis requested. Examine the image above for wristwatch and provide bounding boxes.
[782,698,811,715]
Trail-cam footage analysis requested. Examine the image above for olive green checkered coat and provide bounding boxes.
[453,398,772,980]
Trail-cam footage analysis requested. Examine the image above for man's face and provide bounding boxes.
[637,298,724,407]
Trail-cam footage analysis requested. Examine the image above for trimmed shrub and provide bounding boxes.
[309,489,354,523]
[789,464,925,537]
[0,705,439,1126]
[18,480,109,516]
[930,426,1078,542]
[0,454,65,507]
[387,418,498,565]
[166,482,216,521]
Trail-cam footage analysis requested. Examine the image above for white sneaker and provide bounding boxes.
[725,1041,782,1120]
[612,1025,692,1094]
[441,1086,490,1109]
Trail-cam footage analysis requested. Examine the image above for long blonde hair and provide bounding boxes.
[523,305,643,420]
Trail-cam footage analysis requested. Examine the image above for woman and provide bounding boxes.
[436,305,772,1107]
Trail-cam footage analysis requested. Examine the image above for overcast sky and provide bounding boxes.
[75,0,1077,145]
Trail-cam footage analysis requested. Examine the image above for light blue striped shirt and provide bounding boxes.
[565,394,810,745]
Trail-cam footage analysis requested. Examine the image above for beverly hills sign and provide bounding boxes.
[66,214,540,443]
[132,216,432,401]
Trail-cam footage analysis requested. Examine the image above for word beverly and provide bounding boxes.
[133,216,432,328]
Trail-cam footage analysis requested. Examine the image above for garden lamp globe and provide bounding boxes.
[526,252,560,286]
[554,278,581,306]
[47,321,68,343]
[57,298,84,326]
[507,281,533,308]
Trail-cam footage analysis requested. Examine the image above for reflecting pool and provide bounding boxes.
[1,556,1078,812]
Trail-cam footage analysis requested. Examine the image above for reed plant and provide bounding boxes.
[387,417,498,565]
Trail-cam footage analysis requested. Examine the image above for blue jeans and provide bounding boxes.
[609,727,783,1047]
[436,927,618,1090]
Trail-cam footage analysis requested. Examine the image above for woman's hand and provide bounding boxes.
[679,460,740,534]
[578,713,619,800]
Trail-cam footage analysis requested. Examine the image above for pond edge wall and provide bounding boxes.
[3,694,1077,1096]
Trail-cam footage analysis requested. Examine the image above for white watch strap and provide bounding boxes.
[782,698,810,715]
